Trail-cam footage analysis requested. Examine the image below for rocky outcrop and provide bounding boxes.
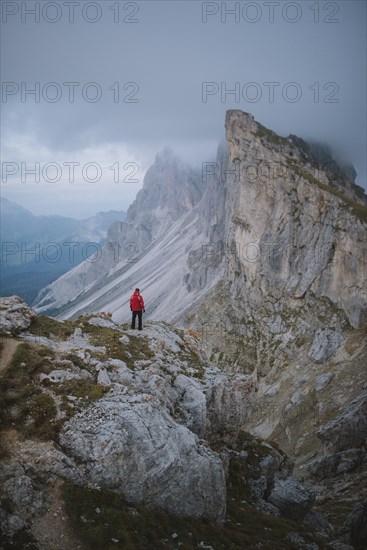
[205,373,256,442]
[0,295,36,336]
[306,393,367,480]
[268,478,315,519]
[182,110,367,537]
[187,110,367,331]
[0,462,43,528]
[317,393,367,453]
[60,396,226,521]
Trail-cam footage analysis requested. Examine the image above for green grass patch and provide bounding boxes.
[0,343,60,440]
[55,378,109,401]
[28,316,75,340]
[0,341,108,440]
[256,123,289,146]
[79,322,154,369]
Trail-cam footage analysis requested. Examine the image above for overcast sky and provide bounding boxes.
[1,0,366,218]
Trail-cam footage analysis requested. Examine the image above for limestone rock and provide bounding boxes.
[205,374,254,442]
[87,316,122,330]
[285,391,305,412]
[43,368,91,383]
[309,329,343,363]
[315,372,334,392]
[0,296,36,336]
[0,512,26,539]
[306,448,367,479]
[317,392,367,452]
[265,385,279,397]
[97,368,111,385]
[173,374,207,437]
[0,462,43,539]
[268,478,315,519]
[303,510,332,536]
[60,396,226,521]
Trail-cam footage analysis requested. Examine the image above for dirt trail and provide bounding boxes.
[0,337,21,372]
[0,340,85,548]
[31,480,85,550]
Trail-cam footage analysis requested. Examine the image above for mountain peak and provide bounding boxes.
[125,146,204,225]
[225,110,365,206]
[154,146,179,166]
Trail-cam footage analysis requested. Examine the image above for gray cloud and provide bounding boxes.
[1,0,366,216]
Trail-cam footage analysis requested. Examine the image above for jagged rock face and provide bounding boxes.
[342,497,367,549]
[188,110,367,330]
[317,392,367,452]
[0,296,36,336]
[287,135,365,204]
[127,148,204,221]
[33,149,205,316]
[205,373,256,443]
[182,111,367,531]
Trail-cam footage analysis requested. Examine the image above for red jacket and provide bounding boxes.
[130,291,145,311]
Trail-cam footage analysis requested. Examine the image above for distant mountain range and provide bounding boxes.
[0,197,125,303]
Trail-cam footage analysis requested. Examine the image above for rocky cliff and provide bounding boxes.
[185,111,367,541]
[11,110,367,548]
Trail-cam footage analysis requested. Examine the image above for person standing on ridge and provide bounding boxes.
[130,288,145,330]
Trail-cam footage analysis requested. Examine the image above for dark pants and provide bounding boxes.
[131,310,143,330]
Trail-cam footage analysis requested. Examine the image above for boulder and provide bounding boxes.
[315,372,334,392]
[268,477,315,519]
[317,393,367,452]
[205,374,254,442]
[60,396,226,521]
[308,329,343,363]
[97,368,111,385]
[0,296,36,336]
[43,369,91,383]
[87,316,122,331]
